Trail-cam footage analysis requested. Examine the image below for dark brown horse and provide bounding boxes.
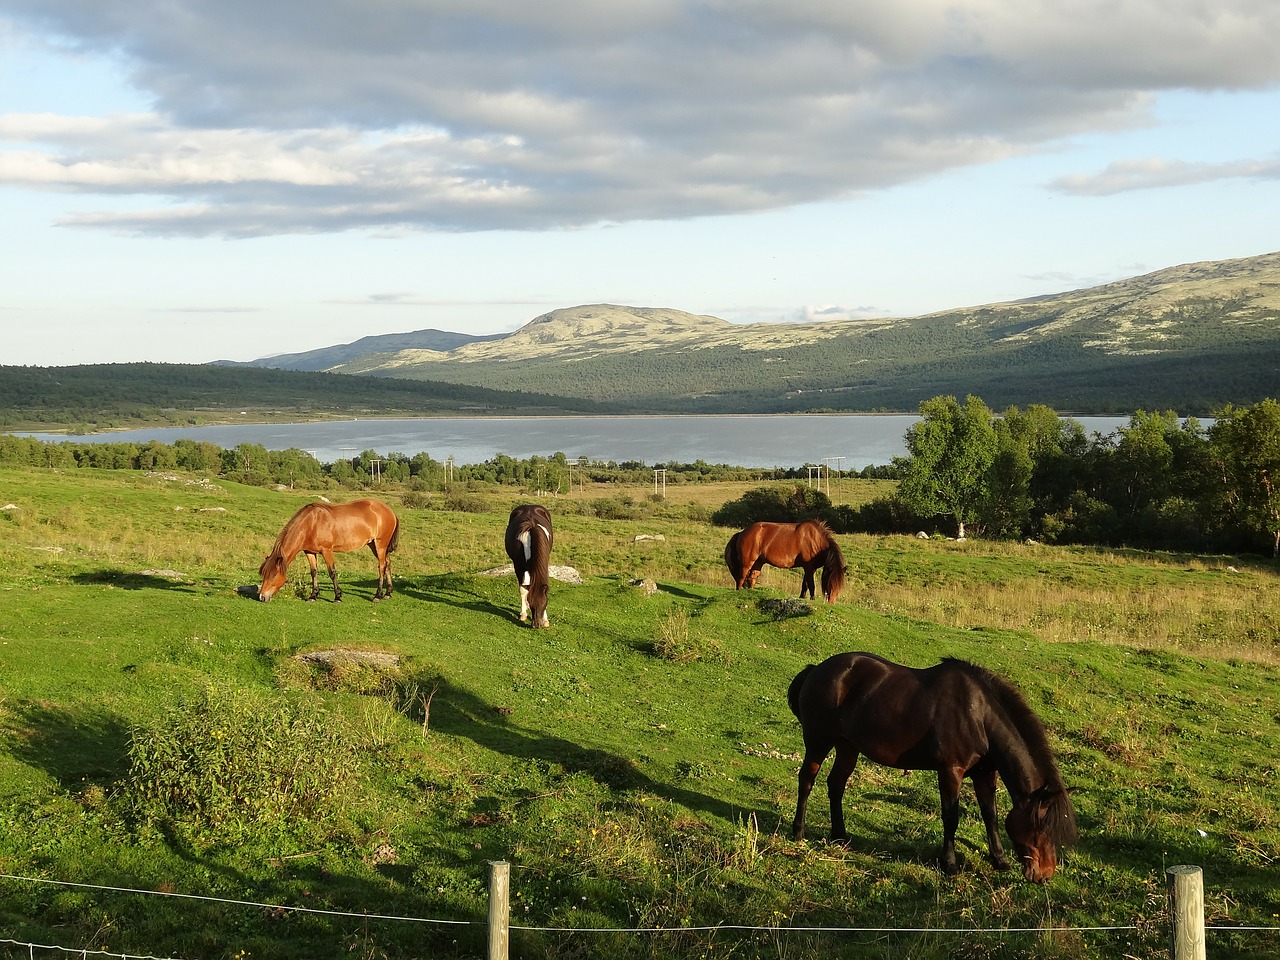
[789,652,1077,882]
[504,504,553,627]
[725,520,846,603]
[257,499,400,602]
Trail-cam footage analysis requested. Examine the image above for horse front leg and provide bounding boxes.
[322,549,341,602]
[972,769,1011,871]
[826,744,858,842]
[799,563,816,599]
[937,766,965,875]
[304,553,321,601]
[517,569,530,622]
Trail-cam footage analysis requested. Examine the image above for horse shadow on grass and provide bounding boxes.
[426,678,752,827]
[396,573,524,623]
[1,701,133,789]
[71,569,198,593]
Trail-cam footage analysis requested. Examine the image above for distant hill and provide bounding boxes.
[315,252,1280,414]
[213,328,503,371]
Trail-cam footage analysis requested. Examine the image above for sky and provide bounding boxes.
[2,1,1279,367]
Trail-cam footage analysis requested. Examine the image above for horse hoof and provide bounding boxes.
[991,855,1013,872]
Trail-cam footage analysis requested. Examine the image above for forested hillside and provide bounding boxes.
[0,363,615,431]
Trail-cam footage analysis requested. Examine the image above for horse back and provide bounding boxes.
[505,504,553,562]
[289,499,397,553]
[791,653,979,769]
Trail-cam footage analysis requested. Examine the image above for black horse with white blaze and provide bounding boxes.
[504,504,554,627]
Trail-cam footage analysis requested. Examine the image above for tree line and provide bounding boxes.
[0,433,874,495]
[713,396,1280,558]
[7,395,1280,556]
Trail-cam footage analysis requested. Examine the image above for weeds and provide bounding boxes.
[125,682,361,847]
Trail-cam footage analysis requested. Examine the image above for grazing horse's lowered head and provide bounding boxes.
[504,503,553,627]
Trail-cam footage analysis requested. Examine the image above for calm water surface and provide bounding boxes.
[20,415,1130,469]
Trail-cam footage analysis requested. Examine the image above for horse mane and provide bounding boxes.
[258,503,315,576]
[795,519,845,602]
[944,657,1078,846]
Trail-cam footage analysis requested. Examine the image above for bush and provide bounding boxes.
[711,485,832,528]
[827,495,929,535]
[125,683,361,847]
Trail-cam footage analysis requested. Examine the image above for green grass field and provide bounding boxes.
[0,466,1276,959]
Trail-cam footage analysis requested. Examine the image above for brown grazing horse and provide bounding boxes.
[789,652,1077,882]
[257,499,400,602]
[504,504,553,627]
[725,519,846,603]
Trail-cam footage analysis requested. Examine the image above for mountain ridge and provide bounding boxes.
[305,251,1280,414]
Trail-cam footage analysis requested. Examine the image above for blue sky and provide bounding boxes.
[2,1,1278,366]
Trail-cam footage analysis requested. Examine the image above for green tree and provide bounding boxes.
[899,395,998,538]
[983,404,1066,538]
[1210,398,1280,556]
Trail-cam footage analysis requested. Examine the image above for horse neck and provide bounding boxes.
[273,517,307,565]
[984,693,1063,802]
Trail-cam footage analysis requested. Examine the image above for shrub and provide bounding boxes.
[711,485,831,528]
[125,683,361,846]
[648,610,721,663]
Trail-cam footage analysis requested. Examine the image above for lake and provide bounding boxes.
[17,415,1133,469]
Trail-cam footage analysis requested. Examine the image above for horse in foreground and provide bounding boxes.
[788,652,1077,882]
[504,504,553,627]
[257,498,400,602]
[725,519,846,603]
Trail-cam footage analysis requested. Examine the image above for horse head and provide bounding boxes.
[1005,786,1077,883]
[527,580,550,628]
[257,552,287,602]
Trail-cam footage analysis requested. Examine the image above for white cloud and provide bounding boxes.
[2,0,1279,236]
[1050,155,1280,195]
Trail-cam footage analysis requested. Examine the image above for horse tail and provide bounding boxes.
[787,664,815,720]
[531,516,551,573]
[386,512,401,555]
[724,531,744,586]
[819,535,846,603]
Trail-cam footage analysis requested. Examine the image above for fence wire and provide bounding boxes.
[2,870,1276,952]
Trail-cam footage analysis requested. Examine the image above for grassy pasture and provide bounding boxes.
[0,466,1276,960]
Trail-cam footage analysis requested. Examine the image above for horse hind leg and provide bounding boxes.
[792,749,826,841]
[517,567,531,622]
[825,744,858,842]
[369,540,392,601]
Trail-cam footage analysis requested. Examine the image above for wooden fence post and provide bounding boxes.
[1167,864,1205,960]
[488,860,510,960]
